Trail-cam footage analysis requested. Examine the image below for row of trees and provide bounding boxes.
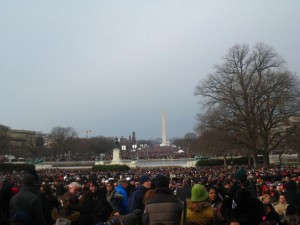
[194,43,300,167]
[0,126,116,160]
[1,124,198,161]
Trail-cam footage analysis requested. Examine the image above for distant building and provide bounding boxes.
[9,129,37,149]
[119,131,137,150]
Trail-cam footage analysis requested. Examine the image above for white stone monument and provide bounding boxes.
[161,111,168,146]
[111,137,121,164]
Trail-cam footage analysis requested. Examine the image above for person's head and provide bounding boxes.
[208,187,218,202]
[262,185,270,195]
[68,182,80,194]
[191,184,208,202]
[60,192,74,208]
[262,194,271,204]
[278,194,286,204]
[228,219,241,225]
[182,178,191,186]
[234,168,247,183]
[154,175,169,189]
[119,179,128,189]
[223,179,233,189]
[89,181,98,193]
[40,183,54,196]
[140,175,152,189]
[106,181,115,192]
[276,183,283,192]
[22,173,35,187]
[129,179,135,186]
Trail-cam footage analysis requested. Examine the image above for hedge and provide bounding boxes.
[0,163,35,171]
[92,164,130,171]
[196,156,258,167]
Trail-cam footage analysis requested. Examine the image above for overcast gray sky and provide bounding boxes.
[1,0,299,140]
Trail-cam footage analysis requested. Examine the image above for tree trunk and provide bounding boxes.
[278,153,282,166]
[252,153,257,168]
[263,152,270,168]
[223,155,227,167]
[248,155,251,167]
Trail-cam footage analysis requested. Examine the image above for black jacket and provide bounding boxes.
[10,185,47,225]
[143,188,182,225]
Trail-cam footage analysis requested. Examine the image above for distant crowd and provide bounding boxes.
[1,165,300,225]
[37,146,191,162]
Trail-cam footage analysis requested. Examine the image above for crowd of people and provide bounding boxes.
[0,165,300,225]
[32,146,191,162]
[119,146,188,160]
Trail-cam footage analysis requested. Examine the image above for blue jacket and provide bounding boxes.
[128,185,148,213]
[114,185,128,215]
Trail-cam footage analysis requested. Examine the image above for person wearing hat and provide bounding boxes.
[180,184,217,225]
[128,175,151,223]
[143,175,182,225]
[233,168,257,198]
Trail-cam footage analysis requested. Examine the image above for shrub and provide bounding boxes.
[196,157,252,167]
[0,163,35,171]
[92,164,130,171]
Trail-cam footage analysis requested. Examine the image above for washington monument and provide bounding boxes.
[161,111,167,146]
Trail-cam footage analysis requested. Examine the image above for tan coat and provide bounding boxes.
[181,200,217,225]
[274,202,288,216]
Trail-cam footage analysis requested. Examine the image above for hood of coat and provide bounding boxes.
[187,200,211,212]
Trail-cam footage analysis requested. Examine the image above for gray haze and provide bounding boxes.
[1,0,299,140]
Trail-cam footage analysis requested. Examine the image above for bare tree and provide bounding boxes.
[196,108,242,166]
[172,133,198,157]
[0,125,10,155]
[195,43,300,167]
[286,120,300,163]
[48,126,78,158]
[21,132,44,159]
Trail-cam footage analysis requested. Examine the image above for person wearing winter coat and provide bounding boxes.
[52,192,80,225]
[10,173,47,225]
[39,183,60,225]
[144,175,182,225]
[78,181,112,225]
[114,179,129,215]
[176,178,192,202]
[128,175,151,214]
[106,180,125,216]
[274,194,289,224]
[221,187,265,225]
[181,184,217,225]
